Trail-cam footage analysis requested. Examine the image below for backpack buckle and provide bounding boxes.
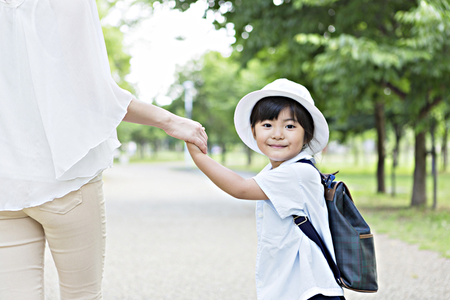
[293,215,308,226]
[324,174,336,188]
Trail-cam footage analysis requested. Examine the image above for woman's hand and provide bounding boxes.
[164,115,208,154]
[186,141,203,158]
[123,98,208,153]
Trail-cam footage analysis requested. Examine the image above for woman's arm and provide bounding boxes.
[123,98,208,153]
[186,142,268,200]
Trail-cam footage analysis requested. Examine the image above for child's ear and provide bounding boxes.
[251,127,256,138]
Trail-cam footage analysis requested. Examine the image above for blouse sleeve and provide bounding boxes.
[23,0,132,179]
[253,163,323,219]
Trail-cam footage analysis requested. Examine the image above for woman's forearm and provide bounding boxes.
[123,98,208,153]
[122,98,172,129]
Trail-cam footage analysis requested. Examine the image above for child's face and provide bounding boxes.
[252,107,305,169]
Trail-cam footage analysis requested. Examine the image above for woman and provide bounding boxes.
[0,0,207,299]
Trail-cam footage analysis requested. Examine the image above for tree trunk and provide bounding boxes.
[430,120,437,210]
[410,94,443,207]
[442,112,449,172]
[391,123,402,197]
[375,102,386,193]
[411,131,427,207]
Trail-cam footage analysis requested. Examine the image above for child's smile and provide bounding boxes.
[252,107,305,169]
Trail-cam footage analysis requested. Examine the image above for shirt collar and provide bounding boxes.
[282,151,315,166]
[261,151,315,173]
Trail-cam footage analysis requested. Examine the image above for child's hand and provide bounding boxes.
[165,116,208,154]
[186,141,204,157]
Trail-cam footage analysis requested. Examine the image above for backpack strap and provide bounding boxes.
[294,159,343,286]
[294,216,342,286]
[297,159,338,189]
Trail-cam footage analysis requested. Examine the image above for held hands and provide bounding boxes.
[164,115,208,154]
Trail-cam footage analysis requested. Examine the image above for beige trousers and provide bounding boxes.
[0,179,106,300]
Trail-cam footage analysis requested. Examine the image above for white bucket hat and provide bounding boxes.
[234,78,329,156]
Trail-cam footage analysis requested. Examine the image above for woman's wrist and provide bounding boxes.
[123,98,171,130]
[155,109,174,133]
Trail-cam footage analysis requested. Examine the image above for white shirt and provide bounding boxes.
[0,0,132,210]
[253,152,344,300]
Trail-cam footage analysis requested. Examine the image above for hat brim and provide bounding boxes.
[234,89,329,156]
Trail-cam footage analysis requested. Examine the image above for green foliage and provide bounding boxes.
[292,0,339,9]
[96,0,134,92]
[396,0,450,51]
[172,0,422,139]
[96,0,162,151]
[392,0,450,110]
[102,26,134,92]
[172,0,448,135]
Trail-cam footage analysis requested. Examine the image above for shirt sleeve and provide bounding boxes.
[253,163,324,219]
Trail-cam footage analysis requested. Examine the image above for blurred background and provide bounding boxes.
[98,0,449,259]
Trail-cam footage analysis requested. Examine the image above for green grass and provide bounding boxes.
[316,171,450,258]
[319,155,450,259]
[127,149,450,258]
[217,150,450,258]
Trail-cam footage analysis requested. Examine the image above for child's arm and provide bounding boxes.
[186,142,268,200]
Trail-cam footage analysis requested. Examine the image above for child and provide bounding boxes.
[186,79,344,300]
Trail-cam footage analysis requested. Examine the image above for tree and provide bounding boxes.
[166,52,242,163]
[96,0,134,92]
[385,101,409,197]
[97,0,170,153]
[173,0,450,206]
[392,0,450,206]
[442,109,450,171]
[166,51,271,163]
[174,0,421,194]
[300,33,423,193]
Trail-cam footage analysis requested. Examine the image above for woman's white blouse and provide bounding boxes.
[253,152,344,300]
[0,0,132,210]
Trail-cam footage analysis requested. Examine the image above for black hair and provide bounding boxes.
[250,96,315,152]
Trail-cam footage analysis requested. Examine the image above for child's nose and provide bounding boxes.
[272,127,284,139]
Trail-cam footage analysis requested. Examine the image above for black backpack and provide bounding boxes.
[293,159,378,293]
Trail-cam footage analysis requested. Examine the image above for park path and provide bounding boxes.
[44,162,450,299]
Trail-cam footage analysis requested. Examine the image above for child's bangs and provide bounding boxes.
[250,96,297,126]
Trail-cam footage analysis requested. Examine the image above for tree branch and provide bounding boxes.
[419,96,443,120]
[385,82,407,99]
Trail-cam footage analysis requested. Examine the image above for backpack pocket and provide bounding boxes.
[340,233,378,292]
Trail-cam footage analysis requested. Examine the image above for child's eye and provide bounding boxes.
[262,123,272,128]
[286,124,295,129]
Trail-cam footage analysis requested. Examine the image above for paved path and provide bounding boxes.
[44,162,450,299]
